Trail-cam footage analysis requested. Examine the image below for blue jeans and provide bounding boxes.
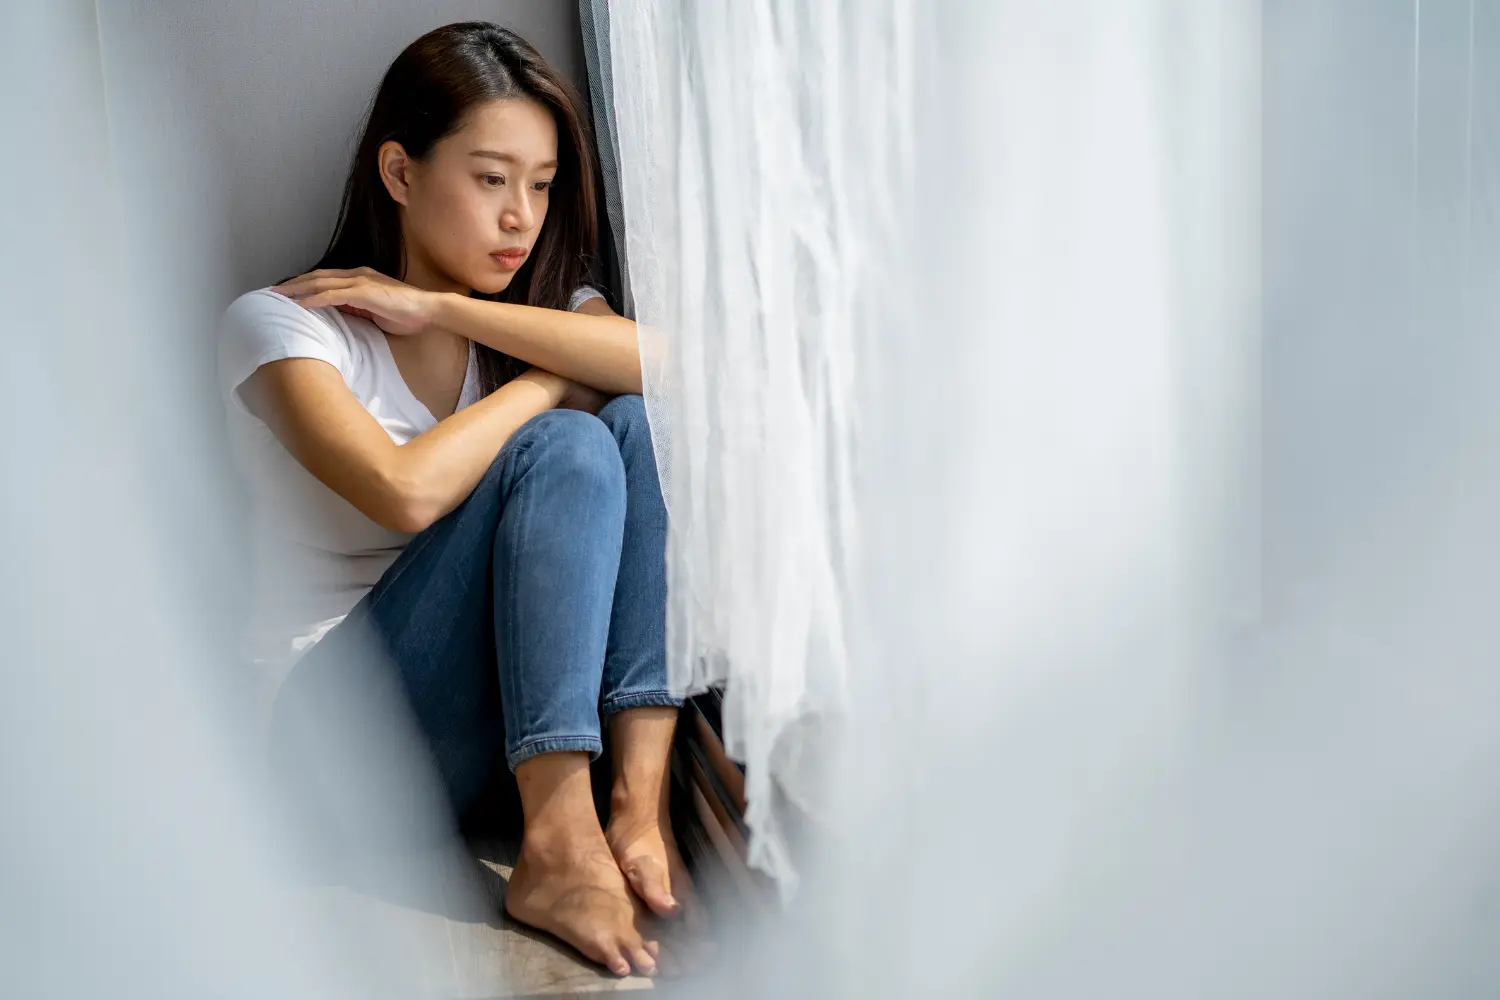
[272,394,679,822]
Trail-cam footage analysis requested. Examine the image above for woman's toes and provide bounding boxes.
[650,939,683,978]
[587,934,632,978]
[505,837,666,979]
[628,943,658,977]
[623,856,679,917]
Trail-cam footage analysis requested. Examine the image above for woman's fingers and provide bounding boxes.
[274,268,405,308]
[274,275,362,299]
[272,272,430,334]
[271,272,321,293]
[289,267,366,282]
[294,290,353,311]
[277,266,390,290]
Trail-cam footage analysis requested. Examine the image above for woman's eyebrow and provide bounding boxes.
[469,150,559,169]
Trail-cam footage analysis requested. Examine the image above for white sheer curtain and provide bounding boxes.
[607,0,1259,891]
[608,0,915,889]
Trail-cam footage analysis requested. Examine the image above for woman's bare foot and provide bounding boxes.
[605,803,703,934]
[504,827,660,978]
[602,706,709,968]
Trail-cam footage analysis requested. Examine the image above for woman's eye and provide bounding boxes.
[483,175,505,187]
[533,180,552,193]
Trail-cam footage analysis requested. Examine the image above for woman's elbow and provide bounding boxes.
[379,501,439,535]
[370,472,442,534]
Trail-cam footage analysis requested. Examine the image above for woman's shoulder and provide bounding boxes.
[222,287,347,339]
[218,288,376,395]
[568,284,605,312]
[219,287,390,356]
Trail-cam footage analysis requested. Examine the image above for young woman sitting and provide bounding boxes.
[218,22,692,977]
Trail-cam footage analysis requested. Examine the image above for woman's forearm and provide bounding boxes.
[390,370,564,529]
[431,293,644,395]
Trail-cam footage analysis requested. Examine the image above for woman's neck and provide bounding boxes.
[391,250,470,362]
[401,255,468,297]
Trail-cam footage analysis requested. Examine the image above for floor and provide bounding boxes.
[283,704,745,998]
[299,836,656,999]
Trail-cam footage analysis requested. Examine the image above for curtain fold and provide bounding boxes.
[601,0,915,892]
[597,0,1258,898]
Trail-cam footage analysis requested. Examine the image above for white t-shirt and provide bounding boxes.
[218,285,604,691]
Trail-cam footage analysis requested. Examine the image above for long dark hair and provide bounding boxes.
[314,22,599,393]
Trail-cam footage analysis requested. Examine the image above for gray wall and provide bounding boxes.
[88,1,587,635]
[97,1,586,299]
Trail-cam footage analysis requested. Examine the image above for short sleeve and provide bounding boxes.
[568,285,606,312]
[218,289,352,412]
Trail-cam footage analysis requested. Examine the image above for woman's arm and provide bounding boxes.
[273,268,644,395]
[433,293,642,396]
[240,357,568,533]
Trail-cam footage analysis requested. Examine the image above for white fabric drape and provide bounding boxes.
[608,0,914,890]
[606,0,1259,891]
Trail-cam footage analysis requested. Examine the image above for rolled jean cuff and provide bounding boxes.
[507,734,603,772]
[601,689,683,716]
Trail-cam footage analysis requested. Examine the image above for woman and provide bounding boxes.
[218,22,688,977]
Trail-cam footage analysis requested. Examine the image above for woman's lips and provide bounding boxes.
[491,249,527,271]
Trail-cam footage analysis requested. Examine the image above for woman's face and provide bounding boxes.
[388,97,559,295]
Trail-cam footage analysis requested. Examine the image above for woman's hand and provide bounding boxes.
[514,367,610,415]
[557,380,610,415]
[272,267,443,335]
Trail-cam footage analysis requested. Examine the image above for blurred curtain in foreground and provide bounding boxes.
[0,2,331,997]
[0,3,467,997]
[6,0,1500,996]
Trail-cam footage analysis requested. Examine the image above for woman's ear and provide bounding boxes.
[377,141,414,206]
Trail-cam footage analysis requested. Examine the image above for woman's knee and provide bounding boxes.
[519,409,626,494]
[597,395,658,470]
[598,393,649,438]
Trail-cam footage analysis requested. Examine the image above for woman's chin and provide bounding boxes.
[468,271,514,296]
[462,265,516,296]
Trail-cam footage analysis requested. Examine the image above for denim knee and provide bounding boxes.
[598,393,650,438]
[517,408,626,496]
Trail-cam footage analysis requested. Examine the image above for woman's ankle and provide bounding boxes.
[520,817,609,867]
[606,707,676,826]
[608,779,670,835]
[515,750,607,860]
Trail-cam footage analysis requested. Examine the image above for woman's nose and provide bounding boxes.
[501,192,535,233]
